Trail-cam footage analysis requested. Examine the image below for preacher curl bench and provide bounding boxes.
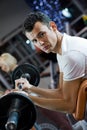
[67,80,87,130]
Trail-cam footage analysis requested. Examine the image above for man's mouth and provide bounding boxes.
[43,45,50,50]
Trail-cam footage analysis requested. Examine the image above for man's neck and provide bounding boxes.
[53,31,63,55]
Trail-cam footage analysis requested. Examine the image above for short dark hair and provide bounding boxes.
[23,11,51,33]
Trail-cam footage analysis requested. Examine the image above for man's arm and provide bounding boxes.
[28,86,63,98]
[15,72,63,99]
[15,77,82,113]
[27,77,82,113]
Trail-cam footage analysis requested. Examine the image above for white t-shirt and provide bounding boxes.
[57,33,87,81]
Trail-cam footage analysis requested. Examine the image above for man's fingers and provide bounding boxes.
[15,78,33,90]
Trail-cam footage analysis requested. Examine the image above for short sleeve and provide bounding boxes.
[58,51,85,81]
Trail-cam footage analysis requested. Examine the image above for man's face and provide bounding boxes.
[25,22,58,53]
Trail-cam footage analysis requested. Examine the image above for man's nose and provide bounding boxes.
[39,40,44,46]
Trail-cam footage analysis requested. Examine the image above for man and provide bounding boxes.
[15,11,87,114]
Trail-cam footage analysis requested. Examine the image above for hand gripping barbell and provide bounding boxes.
[0,63,40,130]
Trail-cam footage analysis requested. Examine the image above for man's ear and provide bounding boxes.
[49,21,57,31]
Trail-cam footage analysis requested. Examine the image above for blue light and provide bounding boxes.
[40,1,43,6]
[36,6,39,9]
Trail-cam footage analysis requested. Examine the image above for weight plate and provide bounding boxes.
[12,63,40,87]
[0,92,37,130]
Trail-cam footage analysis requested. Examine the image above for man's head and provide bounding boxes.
[23,11,51,33]
[23,11,61,53]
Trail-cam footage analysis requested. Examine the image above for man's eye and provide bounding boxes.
[32,39,37,43]
[39,32,45,38]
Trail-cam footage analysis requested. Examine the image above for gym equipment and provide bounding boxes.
[12,63,40,87]
[67,80,87,130]
[72,80,87,121]
[0,63,40,130]
[0,93,36,130]
[39,123,58,130]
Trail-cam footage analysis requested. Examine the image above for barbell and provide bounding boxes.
[0,63,40,130]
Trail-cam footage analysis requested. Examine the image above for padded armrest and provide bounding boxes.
[72,80,87,121]
[31,126,36,130]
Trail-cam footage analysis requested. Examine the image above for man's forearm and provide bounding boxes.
[29,86,63,98]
